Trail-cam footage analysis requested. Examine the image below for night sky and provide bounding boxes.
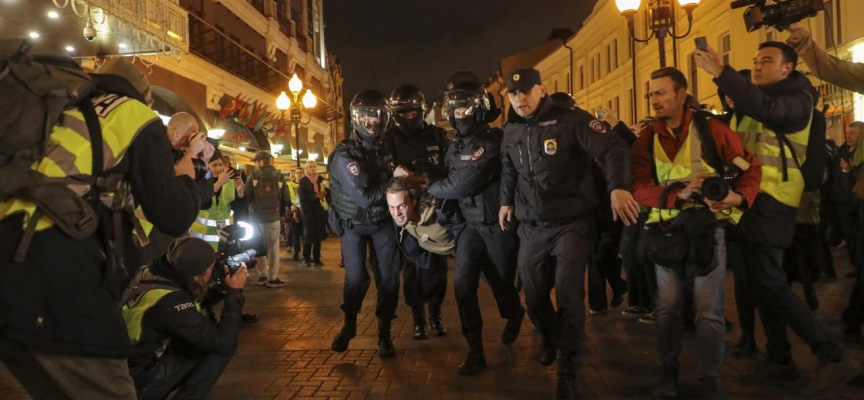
[324,0,597,109]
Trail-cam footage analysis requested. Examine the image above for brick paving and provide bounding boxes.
[2,237,864,399]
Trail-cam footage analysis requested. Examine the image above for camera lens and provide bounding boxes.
[702,177,729,202]
[191,158,208,181]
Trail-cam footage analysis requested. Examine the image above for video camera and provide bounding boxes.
[209,221,267,289]
[731,0,824,32]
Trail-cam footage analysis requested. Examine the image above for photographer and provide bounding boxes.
[696,41,862,395]
[190,150,244,249]
[122,237,247,400]
[631,67,761,398]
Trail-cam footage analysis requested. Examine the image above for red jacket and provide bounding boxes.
[631,108,761,210]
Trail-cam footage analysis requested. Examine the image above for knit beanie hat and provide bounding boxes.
[166,237,217,278]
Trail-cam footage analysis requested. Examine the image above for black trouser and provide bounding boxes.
[289,222,303,253]
[740,239,842,363]
[303,242,321,262]
[588,220,627,310]
[843,202,864,332]
[403,254,447,309]
[519,218,593,353]
[621,214,652,309]
[340,221,401,320]
[133,343,232,400]
[726,229,756,339]
[455,224,523,341]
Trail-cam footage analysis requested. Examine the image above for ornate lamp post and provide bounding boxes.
[276,73,318,168]
[615,0,700,68]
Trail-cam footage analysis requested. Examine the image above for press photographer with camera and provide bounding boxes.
[631,67,761,398]
[122,237,247,400]
[696,39,862,395]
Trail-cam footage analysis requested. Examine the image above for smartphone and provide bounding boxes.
[595,109,606,120]
[695,36,708,51]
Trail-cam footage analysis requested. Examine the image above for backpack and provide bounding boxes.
[251,169,283,215]
[777,103,827,192]
[0,40,115,262]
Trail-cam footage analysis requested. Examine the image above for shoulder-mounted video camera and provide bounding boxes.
[731,0,824,32]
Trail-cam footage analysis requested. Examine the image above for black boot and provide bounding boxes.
[428,303,446,336]
[412,306,428,340]
[539,335,557,366]
[731,334,758,358]
[331,314,357,352]
[377,318,396,358]
[501,306,525,345]
[652,366,678,398]
[458,338,487,376]
[555,350,579,400]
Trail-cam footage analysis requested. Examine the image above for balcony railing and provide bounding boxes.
[83,0,189,52]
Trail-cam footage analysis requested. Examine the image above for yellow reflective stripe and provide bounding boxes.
[0,97,159,231]
[754,154,801,169]
[195,217,231,227]
[189,231,220,244]
[739,131,808,157]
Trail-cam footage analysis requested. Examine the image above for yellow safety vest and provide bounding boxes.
[288,181,301,207]
[731,113,811,208]
[121,268,199,357]
[190,179,235,249]
[320,179,330,211]
[646,121,742,225]
[0,94,158,230]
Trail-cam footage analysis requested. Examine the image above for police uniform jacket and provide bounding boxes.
[126,259,244,378]
[0,75,202,358]
[428,125,504,227]
[385,123,449,182]
[328,138,394,225]
[500,97,631,223]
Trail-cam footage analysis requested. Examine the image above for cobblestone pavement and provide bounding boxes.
[2,237,864,399]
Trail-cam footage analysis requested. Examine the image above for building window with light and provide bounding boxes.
[719,32,732,66]
[689,53,699,102]
[579,65,585,90]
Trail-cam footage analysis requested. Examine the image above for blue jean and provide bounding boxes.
[654,228,726,378]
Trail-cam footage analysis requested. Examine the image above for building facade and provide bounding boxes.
[502,0,862,143]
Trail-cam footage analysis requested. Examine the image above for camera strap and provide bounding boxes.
[692,110,725,175]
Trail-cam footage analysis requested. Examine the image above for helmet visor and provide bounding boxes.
[442,90,487,119]
[351,106,389,137]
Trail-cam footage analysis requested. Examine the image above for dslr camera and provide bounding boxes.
[172,148,209,181]
[698,156,752,202]
[209,221,266,289]
[731,0,824,32]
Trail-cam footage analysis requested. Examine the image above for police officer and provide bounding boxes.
[499,68,639,400]
[328,90,400,358]
[386,84,450,339]
[427,71,524,376]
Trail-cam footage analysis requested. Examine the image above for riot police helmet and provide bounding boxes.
[389,85,426,134]
[442,71,501,131]
[350,90,389,139]
[550,92,576,108]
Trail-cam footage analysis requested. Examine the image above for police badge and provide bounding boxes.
[543,139,557,155]
[471,147,485,161]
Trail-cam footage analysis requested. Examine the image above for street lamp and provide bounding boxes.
[276,73,318,168]
[616,0,700,68]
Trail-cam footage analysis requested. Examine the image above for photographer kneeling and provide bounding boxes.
[122,237,248,400]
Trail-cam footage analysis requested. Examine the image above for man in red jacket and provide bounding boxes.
[631,67,761,398]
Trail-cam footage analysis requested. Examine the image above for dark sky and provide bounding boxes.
[324,0,597,108]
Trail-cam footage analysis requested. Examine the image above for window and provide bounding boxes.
[595,53,601,80]
[579,65,584,90]
[629,88,637,124]
[824,0,840,48]
[613,39,619,69]
[689,53,699,101]
[606,44,612,74]
[766,30,776,42]
[614,96,620,116]
[590,57,596,84]
[645,81,651,116]
[565,72,571,93]
[719,33,732,66]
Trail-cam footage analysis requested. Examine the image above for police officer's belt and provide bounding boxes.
[522,218,576,228]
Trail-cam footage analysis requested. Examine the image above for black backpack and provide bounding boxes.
[0,40,118,261]
[777,103,827,192]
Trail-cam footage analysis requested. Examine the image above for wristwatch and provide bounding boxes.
[737,192,749,210]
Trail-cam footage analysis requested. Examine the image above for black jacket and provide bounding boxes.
[298,175,327,243]
[385,123,450,182]
[428,125,504,227]
[127,260,244,378]
[328,137,394,225]
[0,79,201,358]
[715,67,820,248]
[500,97,631,223]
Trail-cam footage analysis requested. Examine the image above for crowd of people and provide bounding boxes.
[3,22,864,400]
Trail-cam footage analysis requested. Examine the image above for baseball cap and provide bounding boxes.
[251,150,273,162]
[505,68,542,94]
[166,237,216,278]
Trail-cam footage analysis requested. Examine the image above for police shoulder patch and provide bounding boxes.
[471,147,485,161]
[347,161,360,176]
[589,119,607,134]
